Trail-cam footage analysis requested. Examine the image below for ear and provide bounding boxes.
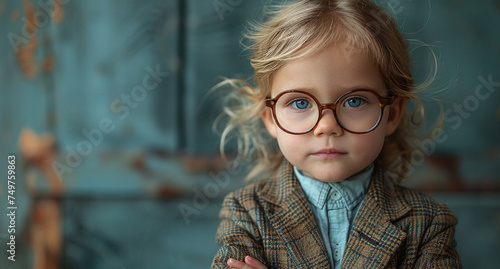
[261,109,278,138]
[385,97,407,136]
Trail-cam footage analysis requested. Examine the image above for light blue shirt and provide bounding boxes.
[294,164,373,269]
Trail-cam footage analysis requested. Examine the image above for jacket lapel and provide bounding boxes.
[342,168,410,268]
[260,161,331,268]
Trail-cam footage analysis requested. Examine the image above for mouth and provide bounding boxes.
[311,148,347,158]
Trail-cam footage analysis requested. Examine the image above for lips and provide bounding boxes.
[312,148,346,158]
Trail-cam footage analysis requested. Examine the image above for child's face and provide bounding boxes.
[261,44,405,182]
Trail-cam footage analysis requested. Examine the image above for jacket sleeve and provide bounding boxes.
[414,205,462,268]
[211,191,268,269]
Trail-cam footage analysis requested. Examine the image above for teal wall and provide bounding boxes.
[0,0,499,268]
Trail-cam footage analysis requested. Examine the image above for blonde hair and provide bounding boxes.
[215,0,430,182]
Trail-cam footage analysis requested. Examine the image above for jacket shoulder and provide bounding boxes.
[390,183,457,227]
[218,180,276,228]
[223,181,268,208]
[390,184,462,267]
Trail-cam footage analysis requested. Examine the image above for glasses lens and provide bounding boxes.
[274,92,319,133]
[336,91,382,133]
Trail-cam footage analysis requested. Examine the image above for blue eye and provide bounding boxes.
[344,97,366,108]
[291,99,312,109]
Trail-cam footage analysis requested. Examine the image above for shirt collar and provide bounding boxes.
[294,164,373,210]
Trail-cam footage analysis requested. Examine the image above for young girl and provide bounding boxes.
[211,0,462,268]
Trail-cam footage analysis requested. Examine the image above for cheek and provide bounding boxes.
[358,112,391,154]
[373,132,386,153]
[349,122,387,162]
[275,132,308,160]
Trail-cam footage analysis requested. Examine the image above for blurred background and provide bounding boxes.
[0,0,499,268]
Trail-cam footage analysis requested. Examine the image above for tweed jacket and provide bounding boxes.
[211,161,462,268]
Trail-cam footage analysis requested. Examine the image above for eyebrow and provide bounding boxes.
[273,86,387,98]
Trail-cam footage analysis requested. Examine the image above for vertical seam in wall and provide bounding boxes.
[177,0,187,151]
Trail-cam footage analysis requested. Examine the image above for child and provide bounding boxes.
[211,0,462,268]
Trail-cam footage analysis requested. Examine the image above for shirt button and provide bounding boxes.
[334,246,341,261]
[331,191,341,201]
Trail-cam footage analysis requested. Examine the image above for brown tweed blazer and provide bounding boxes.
[211,161,462,268]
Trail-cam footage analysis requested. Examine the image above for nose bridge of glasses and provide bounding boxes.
[320,103,338,113]
[317,103,339,124]
[314,102,344,134]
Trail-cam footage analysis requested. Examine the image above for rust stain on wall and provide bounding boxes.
[15,0,66,79]
[16,0,39,78]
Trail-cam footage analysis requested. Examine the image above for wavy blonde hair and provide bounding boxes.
[215,0,432,182]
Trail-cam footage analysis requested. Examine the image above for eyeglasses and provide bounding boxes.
[265,89,393,135]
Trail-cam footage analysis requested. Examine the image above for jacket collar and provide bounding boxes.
[342,167,411,268]
[259,160,331,268]
[259,160,301,206]
[259,160,411,268]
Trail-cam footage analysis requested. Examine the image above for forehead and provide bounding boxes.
[270,44,386,99]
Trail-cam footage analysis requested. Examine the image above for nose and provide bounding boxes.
[313,109,344,136]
